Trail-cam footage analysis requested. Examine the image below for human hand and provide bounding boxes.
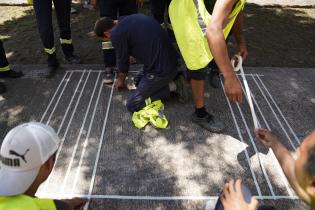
[254,128,280,148]
[221,179,258,210]
[62,198,87,210]
[136,0,144,8]
[224,74,243,103]
[114,77,126,91]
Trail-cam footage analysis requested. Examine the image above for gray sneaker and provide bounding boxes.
[173,74,189,103]
[104,67,114,84]
[191,113,225,133]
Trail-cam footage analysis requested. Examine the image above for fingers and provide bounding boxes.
[249,197,259,210]
[254,128,269,140]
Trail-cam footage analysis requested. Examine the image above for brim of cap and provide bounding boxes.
[0,167,40,196]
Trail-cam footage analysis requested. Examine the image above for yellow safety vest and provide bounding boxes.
[169,0,245,70]
[0,195,56,210]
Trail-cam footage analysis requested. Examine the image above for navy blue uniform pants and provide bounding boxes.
[126,72,176,113]
[0,40,9,68]
[99,0,137,67]
[33,0,73,56]
[150,0,171,24]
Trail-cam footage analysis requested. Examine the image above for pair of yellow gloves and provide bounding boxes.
[132,98,168,129]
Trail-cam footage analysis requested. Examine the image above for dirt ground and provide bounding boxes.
[0,3,314,68]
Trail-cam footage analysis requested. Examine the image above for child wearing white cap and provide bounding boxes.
[0,122,86,210]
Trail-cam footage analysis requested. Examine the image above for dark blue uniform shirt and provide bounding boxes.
[110,14,178,78]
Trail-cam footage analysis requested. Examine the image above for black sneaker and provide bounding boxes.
[0,69,23,78]
[65,53,80,64]
[191,112,225,133]
[173,73,189,103]
[208,68,220,89]
[103,67,114,84]
[0,82,5,94]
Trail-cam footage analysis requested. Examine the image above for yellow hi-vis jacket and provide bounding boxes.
[169,0,245,70]
[0,195,56,210]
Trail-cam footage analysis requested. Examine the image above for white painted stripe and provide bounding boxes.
[70,78,107,194]
[66,70,264,77]
[239,78,294,197]
[46,72,74,125]
[56,71,87,134]
[251,75,297,150]
[256,75,300,144]
[41,71,89,193]
[235,102,276,197]
[40,72,69,123]
[84,75,116,210]
[60,72,102,194]
[220,79,262,196]
[37,193,299,201]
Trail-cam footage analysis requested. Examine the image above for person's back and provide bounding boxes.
[110,14,178,77]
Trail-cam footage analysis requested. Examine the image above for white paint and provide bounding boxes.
[59,72,102,194]
[239,80,294,197]
[220,79,262,196]
[84,75,116,210]
[40,72,69,123]
[46,72,74,125]
[41,71,89,193]
[251,75,297,150]
[256,75,300,145]
[37,193,299,201]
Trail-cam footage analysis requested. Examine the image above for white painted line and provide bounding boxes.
[70,78,108,194]
[235,102,276,197]
[40,72,69,123]
[56,72,87,134]
[46,72,74,125]
[66,70,265,77]
[84,75,116,210]
[251,75,297,150]
[239,79,294,197]
[256,75,300,145]
[220,79,262,196]
[41,71,87,193]
[37,193,299,201]
[60,72,102,194]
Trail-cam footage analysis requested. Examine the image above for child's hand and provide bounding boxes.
[255,128,279,148]
[221,179,258,210]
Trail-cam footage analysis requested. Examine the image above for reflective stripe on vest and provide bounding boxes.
[44,47,56,54]
[0,195,56,210]
[60,38,72,45]
[169,0,245,70]
[102,41,114,50]
[0,65,10,72]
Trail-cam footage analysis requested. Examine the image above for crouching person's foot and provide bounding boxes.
[0,82,5,94]
[191,109,225,133]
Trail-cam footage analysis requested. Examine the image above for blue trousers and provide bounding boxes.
[126,72,176,112]
[33,0,73,56]
[99,0,137,67]
[0,40,9,68]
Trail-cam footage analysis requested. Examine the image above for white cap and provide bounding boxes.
[0,122,60,196]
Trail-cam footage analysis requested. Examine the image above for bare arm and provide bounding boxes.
[206,0,243,103]
[231,12,248,60]
[255,129,310,203]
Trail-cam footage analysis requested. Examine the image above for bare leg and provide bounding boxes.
[191,79,205,108]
